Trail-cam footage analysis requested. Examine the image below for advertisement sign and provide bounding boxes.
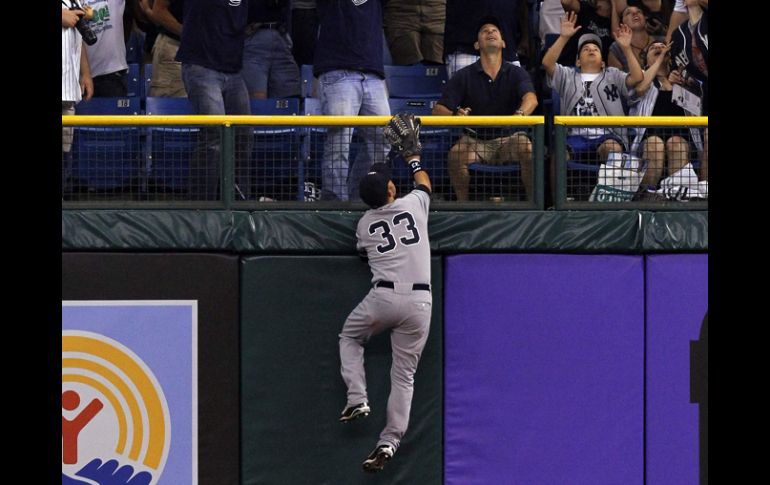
[62,301,197,485]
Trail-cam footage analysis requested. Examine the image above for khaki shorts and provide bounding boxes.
[456,132,530,164]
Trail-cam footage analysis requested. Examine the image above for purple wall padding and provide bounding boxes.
[645,254,708,485]
[444,254,644,485]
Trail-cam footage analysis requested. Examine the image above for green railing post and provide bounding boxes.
[533,123,545,210]
[222,124,234,209]
[554,123,566,210]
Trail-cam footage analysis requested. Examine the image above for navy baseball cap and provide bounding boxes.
[359,163,393,209]
[477,14,504,36]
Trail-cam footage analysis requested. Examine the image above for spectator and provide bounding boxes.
[610,1,671,38]
[629,40,703,188]
[539,0,567,45]
[136,0,159,64]
[444,0,522,79]
[290,0,318,67]
[608,4,660,72]
[242,0,301,99]
[82,0,130,97]
[383,0,446,65]
[666,0,705,42]
[313,0,391,201]
[62,2,94,154]
[542,12,643,163]
[176,0,252,200]
[670,0,706,112]
[558,0,614,67]
[670,0,706,181]
[433,16,538,202]
[141,0,187,97]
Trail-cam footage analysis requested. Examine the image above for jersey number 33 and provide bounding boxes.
[368,211,420,254]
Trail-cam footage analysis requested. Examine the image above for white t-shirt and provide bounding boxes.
[570,73,604,138]
[83,0,128,78]
[62,5,83,102]
[673,0,686,13]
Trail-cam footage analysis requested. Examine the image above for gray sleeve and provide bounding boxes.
[606,67,630,98]
[547,63,570,93]
[355,218,366,254]
[407,188,431,217]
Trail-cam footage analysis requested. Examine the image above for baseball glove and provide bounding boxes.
[383,112,422,159]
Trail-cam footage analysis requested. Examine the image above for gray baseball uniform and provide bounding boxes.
[339,186,432,451]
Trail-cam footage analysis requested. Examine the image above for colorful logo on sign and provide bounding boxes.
[62,330,170,484]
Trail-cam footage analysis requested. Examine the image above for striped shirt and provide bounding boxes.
[62,5,83,103]
[628,82,703,155]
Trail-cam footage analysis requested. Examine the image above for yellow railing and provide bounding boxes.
[555,116,708,126]
[62,115,545,127]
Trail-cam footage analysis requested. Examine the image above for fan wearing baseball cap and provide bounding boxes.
[542,10,644,164]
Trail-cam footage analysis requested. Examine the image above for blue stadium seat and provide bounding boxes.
[71,97,142,190]
[127,63,140,98]
[125,31,145,64]
[300,64,316,98]
[250,98,303,200]
[144,97,197,192]
[143,63,153,98]
[384,64,448,99]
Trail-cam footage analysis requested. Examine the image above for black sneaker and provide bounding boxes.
[339,402,370,422]
[362,444,395,473]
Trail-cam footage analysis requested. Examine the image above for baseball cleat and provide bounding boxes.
[339,402,370,422]
[362,444,395,473]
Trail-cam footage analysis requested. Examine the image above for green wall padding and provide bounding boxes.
[240,256,444,485]
[62,210,707,253]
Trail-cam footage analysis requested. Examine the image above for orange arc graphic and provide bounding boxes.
[63,336,166,469]
[62,373,128,455]
[62,358,144,459]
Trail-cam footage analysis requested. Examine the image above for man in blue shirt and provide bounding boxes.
[433,15,538,202]
[313,0,391,202]
[176,0,252,200]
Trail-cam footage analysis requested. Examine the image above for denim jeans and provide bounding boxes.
[182,63,252,200]
[242,28,301,98]
[318,70,390,201]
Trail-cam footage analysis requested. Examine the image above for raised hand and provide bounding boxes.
[613,22,633,47]
[560,11,582,38]
[668,69,685,85]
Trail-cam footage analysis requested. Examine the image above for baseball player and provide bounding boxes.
[338,112,432,473]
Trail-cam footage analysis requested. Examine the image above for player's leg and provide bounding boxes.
[377,295,432,450]
[339,289,397,418]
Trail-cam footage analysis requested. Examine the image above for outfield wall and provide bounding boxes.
[62,210,707,484]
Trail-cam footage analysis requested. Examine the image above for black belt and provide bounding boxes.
[245,21,286,36]
[374,281,430,292]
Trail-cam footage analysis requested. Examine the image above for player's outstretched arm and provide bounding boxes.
[384,112,431,191]
[406,155,431,193]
